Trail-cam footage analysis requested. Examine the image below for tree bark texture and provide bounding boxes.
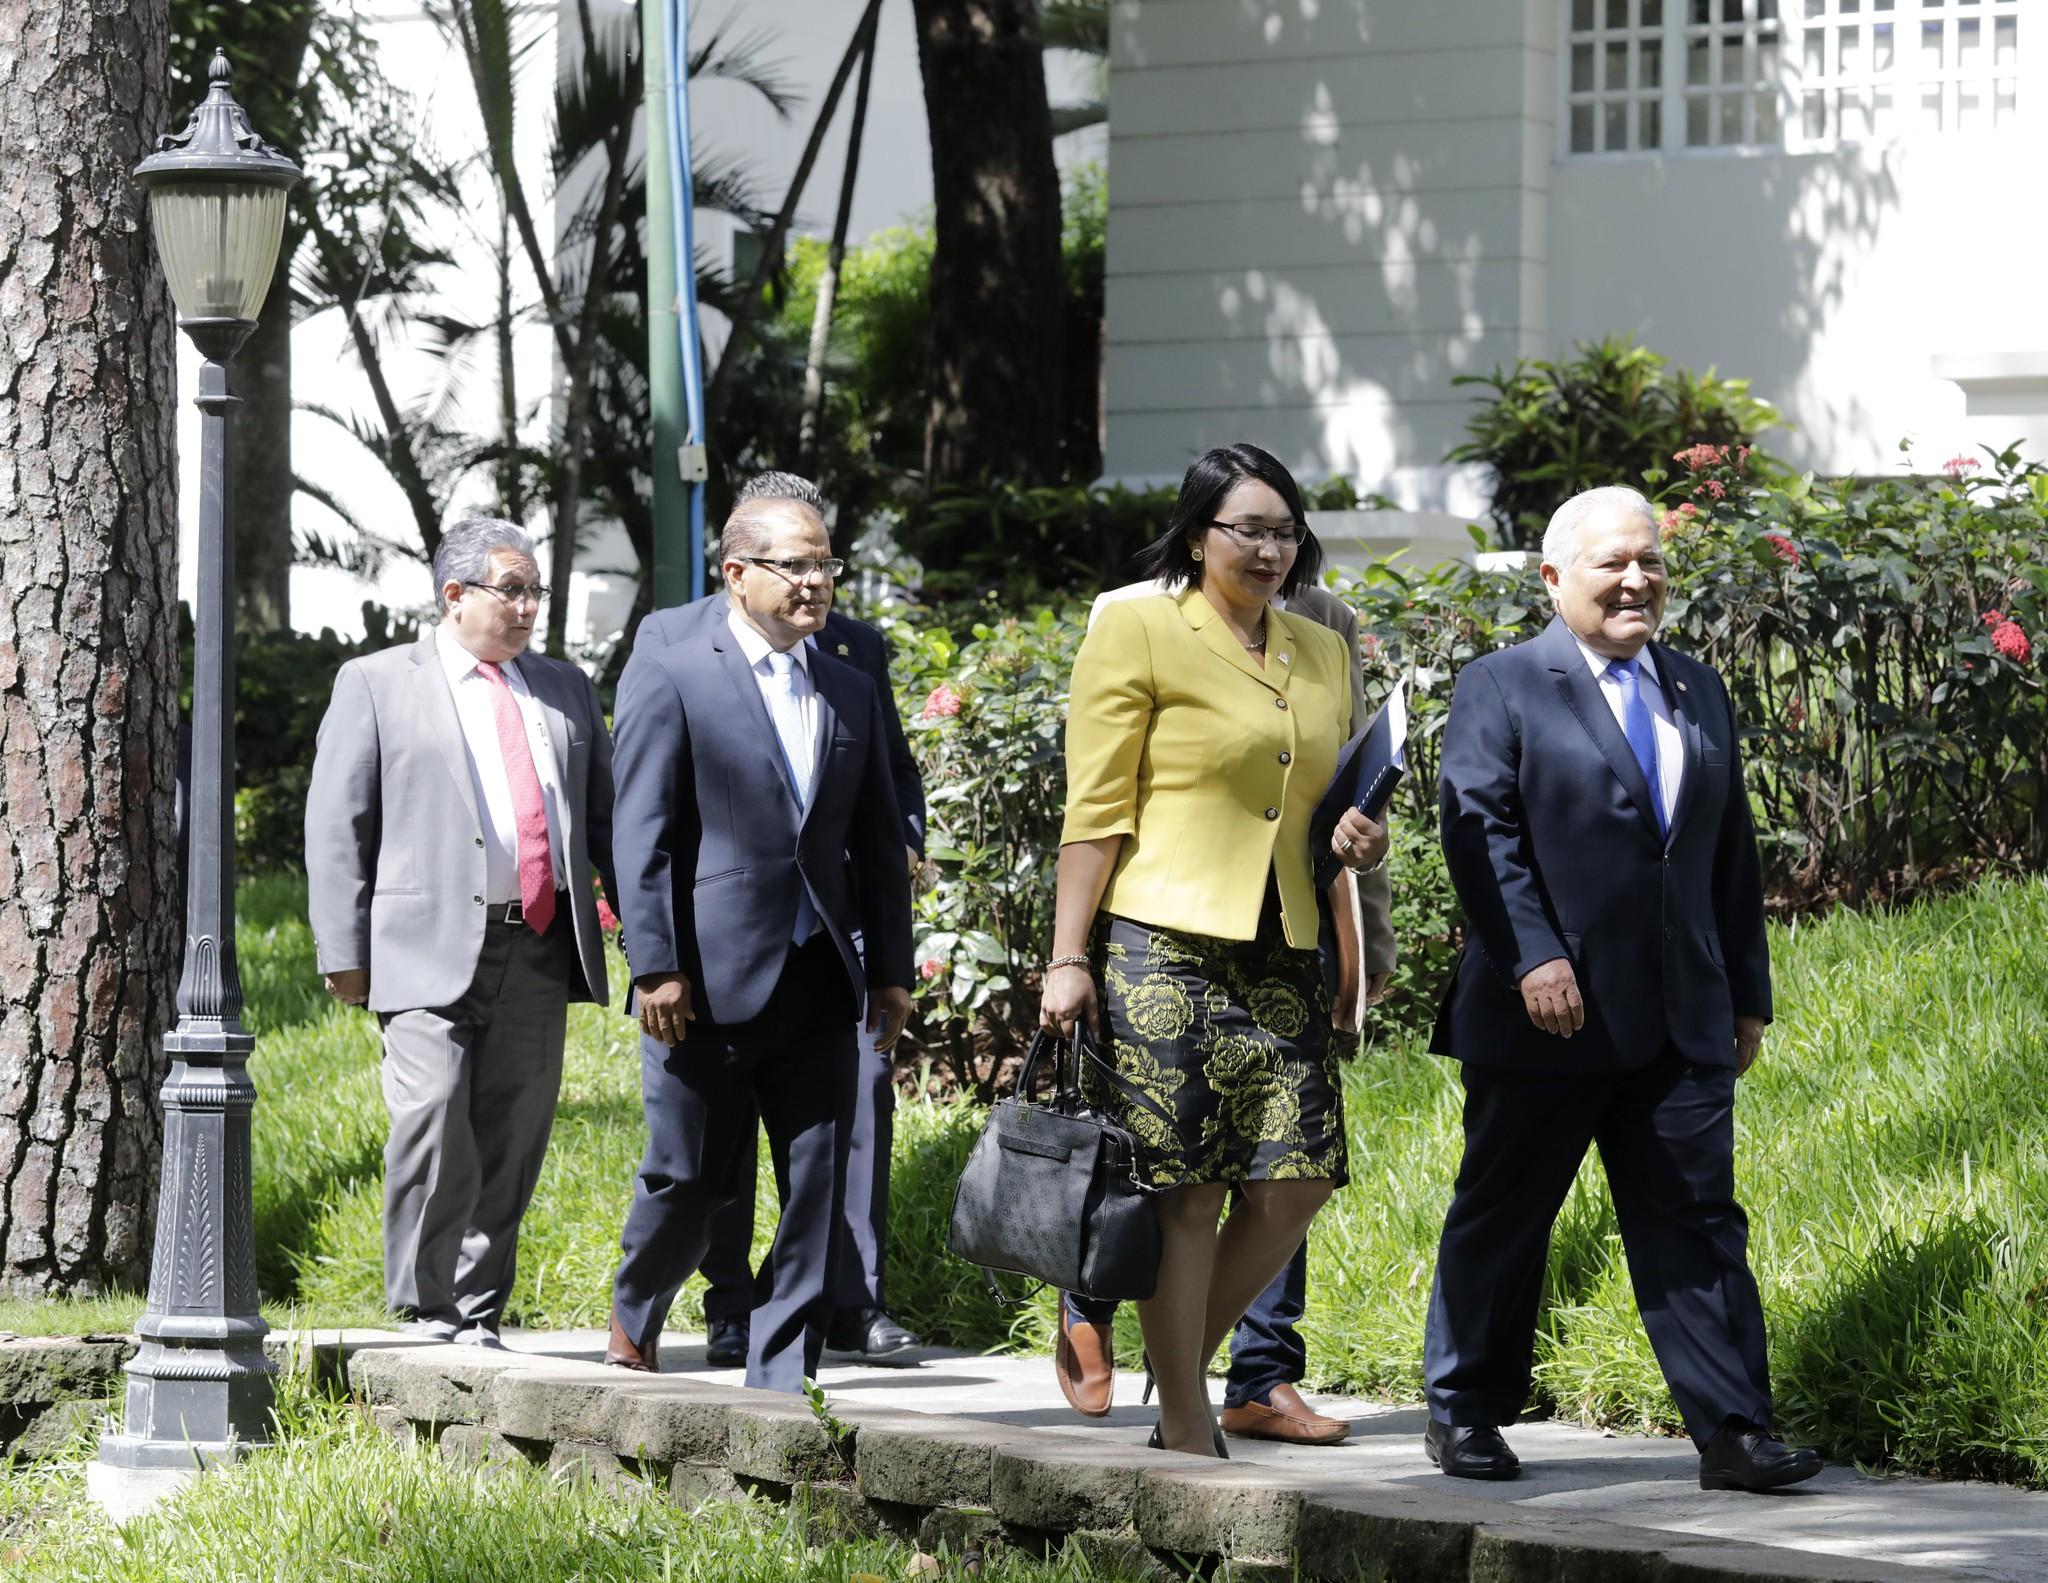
[909,0,1066,486]
[0,0,183,1295]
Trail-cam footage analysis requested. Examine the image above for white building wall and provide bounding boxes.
[1102,0,1555,512]
[1104,0,2048,506]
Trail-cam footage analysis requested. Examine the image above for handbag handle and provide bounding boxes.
[1017,1024,1091,1108]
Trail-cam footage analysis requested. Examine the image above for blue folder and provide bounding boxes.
[1309,680,1408,891]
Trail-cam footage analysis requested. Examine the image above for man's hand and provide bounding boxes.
[1518,957,1584,1039]
[1330,807,1389,873]
[1364,970,1392,1006]
[323,969,369,1006]
[635,971,696,1047]
[867,985,912,1051]
[1734,1014,1766,1076]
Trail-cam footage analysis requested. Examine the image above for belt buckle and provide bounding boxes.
[502,897,524,926]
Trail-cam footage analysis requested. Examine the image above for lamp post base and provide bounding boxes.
[87,1434,255,1522]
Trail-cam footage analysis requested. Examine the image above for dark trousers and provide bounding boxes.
[701,1017,894,1323]
[1067,1233,1310,1411]
[1423,1049,1773,1445]
[611,936,856,1393]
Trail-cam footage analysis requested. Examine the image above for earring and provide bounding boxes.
[1191,547,1204,561]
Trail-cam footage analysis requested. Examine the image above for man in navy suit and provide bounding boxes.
[1421,486,1819,1492]
[604,494,913,1392]
[687,472,929,1368]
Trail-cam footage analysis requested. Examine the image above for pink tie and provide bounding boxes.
[474,661,556,936]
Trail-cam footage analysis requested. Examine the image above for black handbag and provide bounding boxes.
[946,1026,1163,1303]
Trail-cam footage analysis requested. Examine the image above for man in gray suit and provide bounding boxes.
[305,518,617,1346]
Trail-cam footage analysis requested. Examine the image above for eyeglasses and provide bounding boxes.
[741,556,845,581]
[464,580,550,605]
[1208,520,1303,548]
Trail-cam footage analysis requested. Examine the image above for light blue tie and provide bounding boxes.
[766,651,818,943]
[1610,657,1668,840]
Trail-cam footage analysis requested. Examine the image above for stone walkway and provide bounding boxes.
[490,1326,2048,1581]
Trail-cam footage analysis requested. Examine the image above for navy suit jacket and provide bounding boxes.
[1430,616,1771,1073]
[613,597,913,1028]
[636,601,926,856]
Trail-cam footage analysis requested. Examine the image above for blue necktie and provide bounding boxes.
[1610,657,1668,840]
[765,651,818,943]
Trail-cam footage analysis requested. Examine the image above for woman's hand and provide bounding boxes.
[1330,807,1389,873]
[1039,963,1100,1040]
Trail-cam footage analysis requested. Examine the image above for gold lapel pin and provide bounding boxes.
[1676,679,1687,692]
[1277,652,1290,665]
[836,643,850,656]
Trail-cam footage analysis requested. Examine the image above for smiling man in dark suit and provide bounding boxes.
[1421,485,1819,1493]
[603,495,913,1392]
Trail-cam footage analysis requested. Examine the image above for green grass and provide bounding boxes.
[22,871,2048,1487]
[0,1376,1153,1580]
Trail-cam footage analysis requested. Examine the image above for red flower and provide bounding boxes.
[919,957,944,980]
[1693,478,1728,501]
[1944,454,1981,479]
[1673,443,1729,472]
[1981,610,2005,628]
[921,683,964,721]
[1786,695,1806,730]
[1991,621,2034,665]
[596,899,620,935]
[1763,533,1800,565]
[1360,633,1384,661]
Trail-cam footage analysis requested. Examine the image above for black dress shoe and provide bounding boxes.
[703,1317,748,1368]
[1698,1422,1823,1492]
[826,1306,919,1360]
[1423,1418,1521,1481]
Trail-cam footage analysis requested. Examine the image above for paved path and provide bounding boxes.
[493,1327,2048,1581]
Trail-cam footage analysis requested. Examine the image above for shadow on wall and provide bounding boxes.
[1109,0,1912,493]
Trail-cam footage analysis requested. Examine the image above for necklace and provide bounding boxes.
[1239,616,1268,653]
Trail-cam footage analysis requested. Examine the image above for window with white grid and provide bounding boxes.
[1682,0,1788,148]
[1565,0,1668,154]
[1561,0,2028,154]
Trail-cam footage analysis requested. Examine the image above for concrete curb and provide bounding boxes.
[338,1340,1973,1582]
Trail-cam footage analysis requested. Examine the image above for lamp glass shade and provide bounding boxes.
[148,182,288,322]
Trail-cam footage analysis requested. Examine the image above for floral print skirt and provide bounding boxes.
[1086,897,1347,1191]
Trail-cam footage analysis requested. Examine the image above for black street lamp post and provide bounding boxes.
[92,50,300,1514]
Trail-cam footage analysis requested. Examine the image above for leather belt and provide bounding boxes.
[488,890,568,926]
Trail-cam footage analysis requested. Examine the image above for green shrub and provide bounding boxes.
[1447,335,1784,547]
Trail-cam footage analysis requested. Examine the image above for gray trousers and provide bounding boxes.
[379,916,573,1332]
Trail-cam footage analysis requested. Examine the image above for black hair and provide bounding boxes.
[1131,442,1324,598]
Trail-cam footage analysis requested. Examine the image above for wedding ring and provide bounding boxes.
[1338,835,1353,851]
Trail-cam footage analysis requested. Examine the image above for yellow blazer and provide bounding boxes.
[1062,586,1353,948]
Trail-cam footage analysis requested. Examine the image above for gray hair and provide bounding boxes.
[735,470,827,513]
[433,518,536,613]
[718,496,824,571]
[1540,486,1659,579]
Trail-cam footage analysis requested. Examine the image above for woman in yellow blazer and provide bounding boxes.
[1041,443,1389,1457]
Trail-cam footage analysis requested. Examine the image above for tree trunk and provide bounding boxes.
[909,0,1066,485]
[233,268,293,631]
[0,0,183,1295]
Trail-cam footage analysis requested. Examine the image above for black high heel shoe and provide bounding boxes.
[1146,1422,1231,1459]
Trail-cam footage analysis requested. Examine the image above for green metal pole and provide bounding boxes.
[643,0,690,611]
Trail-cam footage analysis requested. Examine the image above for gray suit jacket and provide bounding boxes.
[304,630,618,1014]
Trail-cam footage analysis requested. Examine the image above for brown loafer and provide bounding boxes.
[605,1309,659,1373]
[1053,1303,1115,1418]
[1219,1382,1348,1445]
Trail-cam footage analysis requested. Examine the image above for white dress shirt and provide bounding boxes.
[727,608,818,803]
[436,623,568,903]
[1573,636,1684,831]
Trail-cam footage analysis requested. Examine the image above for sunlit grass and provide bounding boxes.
[23,872,2048,1485]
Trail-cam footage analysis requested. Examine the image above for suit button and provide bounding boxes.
[473,895,484,905]
[475,837,485,848]
[1265,807,1279,820]
[1274,698,1288,710]
[1664,927,1673,940]
[1278,751,1292,765]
